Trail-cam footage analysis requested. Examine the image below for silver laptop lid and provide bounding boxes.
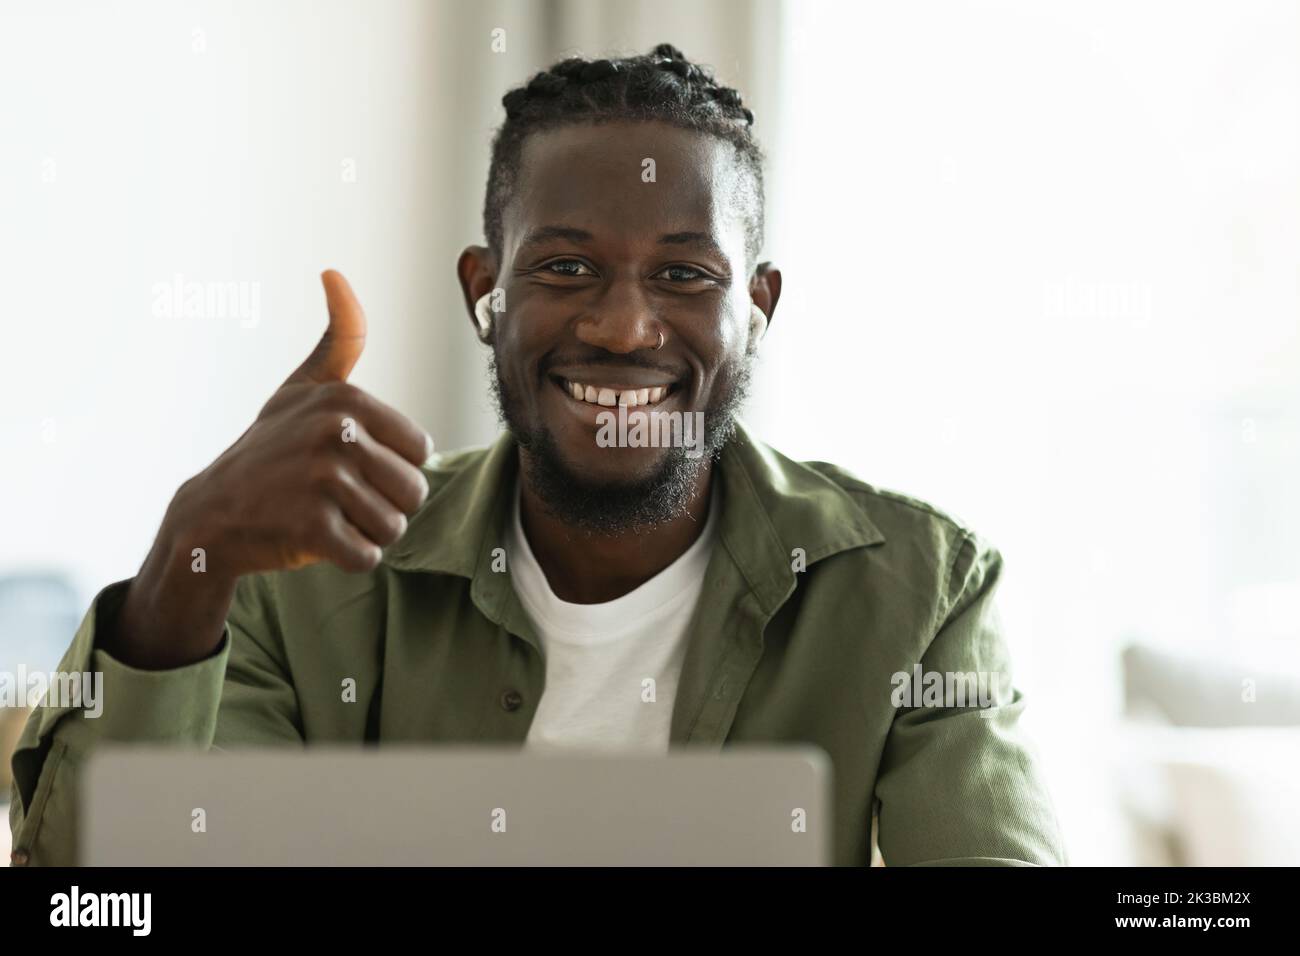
[81,746,831,866]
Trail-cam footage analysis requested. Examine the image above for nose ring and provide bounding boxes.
[654,330,665,350]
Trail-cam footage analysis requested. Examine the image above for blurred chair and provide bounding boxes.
[1116,642,1300,865]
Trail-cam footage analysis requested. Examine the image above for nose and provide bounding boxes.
[573,281,660,354]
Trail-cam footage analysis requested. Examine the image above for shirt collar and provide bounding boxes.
[383,421,885,617]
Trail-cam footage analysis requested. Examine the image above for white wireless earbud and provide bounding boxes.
[474,292,495,341]
[749,303,768,345]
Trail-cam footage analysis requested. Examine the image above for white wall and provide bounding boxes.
[1,0,457,594]
[756,0,1300,863]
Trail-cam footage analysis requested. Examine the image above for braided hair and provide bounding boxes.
[484,42,765,270]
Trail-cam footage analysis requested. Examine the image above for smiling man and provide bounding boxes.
[9,43,1066,867]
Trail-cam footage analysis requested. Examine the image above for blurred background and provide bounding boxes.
[2,0,1298,865]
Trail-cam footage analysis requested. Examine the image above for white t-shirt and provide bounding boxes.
[506,484,718,753]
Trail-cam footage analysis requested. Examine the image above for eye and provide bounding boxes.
[543,258,596,277]
[656,264,712,282]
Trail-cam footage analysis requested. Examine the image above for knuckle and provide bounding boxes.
[308,458,350,492]
[345,546,382,574]
[410,465,431,497]
[375,511,406,545]
[310,503,343,538]
[355,537,384,571]
[319,380,361,404]
[399,469,429,511]
[313,410,357,451]
[316,509,381,573]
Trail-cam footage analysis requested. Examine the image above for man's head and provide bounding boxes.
[457,43,782,533]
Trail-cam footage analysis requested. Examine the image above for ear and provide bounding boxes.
[457,245,499,343]
[748,262,783,333]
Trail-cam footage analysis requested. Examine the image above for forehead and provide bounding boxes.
[505,120,747,260]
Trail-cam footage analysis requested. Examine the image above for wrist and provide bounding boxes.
[107,504,238,670]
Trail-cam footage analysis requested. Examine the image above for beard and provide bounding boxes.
[488,347,755,535]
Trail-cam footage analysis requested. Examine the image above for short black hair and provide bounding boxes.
[484,42,765,271]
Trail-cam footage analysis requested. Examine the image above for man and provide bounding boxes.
[9,43,1066,866]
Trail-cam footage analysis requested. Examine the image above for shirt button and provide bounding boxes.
[500,689,523,712]
[10,848,30,866]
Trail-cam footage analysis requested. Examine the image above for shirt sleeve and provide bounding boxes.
[873,535,1068,866]
[8,573,302,866]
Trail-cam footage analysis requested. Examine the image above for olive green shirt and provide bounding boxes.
[9,424,1067,866]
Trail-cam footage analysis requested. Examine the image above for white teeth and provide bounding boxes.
[565,380,672,407]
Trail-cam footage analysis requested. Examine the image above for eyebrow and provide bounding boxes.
[519,225,594,248]
[518,225,731,264]
[657,231,730,264]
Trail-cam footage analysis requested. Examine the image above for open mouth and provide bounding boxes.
[551,376,681,409]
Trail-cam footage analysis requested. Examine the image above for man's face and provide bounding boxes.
[489,120,759,528]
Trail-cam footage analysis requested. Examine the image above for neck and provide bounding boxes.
[518,458,714,604]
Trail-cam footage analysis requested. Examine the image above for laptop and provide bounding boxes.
[80,746,831,866]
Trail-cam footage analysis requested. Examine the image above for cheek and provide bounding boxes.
[495,308,543,370]
[494,308,564,409]
[699,308,751,366]
[498,289,561,351]
[491,327,538,412]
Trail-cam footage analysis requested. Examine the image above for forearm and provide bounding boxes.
[100,493,237,671]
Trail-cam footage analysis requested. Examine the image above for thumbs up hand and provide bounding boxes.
[105,271,435,670]
[196,270,433,575]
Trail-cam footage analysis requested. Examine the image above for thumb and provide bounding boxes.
[286,270,368,384]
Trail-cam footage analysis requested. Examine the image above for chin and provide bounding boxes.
[548,425,678,487]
